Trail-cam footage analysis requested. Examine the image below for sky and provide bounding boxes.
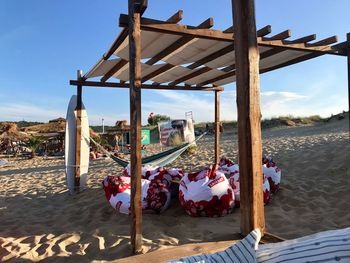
[0,0,349,125]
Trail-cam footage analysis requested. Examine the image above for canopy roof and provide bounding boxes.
[80,11,348,89]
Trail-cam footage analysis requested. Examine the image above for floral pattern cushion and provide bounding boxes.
[179,164,235,217]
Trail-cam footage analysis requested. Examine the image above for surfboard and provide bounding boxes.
[65,95,90,194]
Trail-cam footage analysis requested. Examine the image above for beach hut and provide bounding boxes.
[69,0,350,255]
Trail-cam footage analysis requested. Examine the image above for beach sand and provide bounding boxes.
[0,117,349,262]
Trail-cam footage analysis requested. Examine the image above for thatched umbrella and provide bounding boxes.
[0,123,29,141]
[0,123,30,155]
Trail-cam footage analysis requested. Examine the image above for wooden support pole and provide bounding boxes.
[74,70,83,193]
[347,33,350,134]
[129,0,143,254]
[232,0,265,236]
[214,91,220,164]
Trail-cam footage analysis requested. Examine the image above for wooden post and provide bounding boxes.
[74,70,83,193]
[128,0,144,254]
[347,33,350,134]
[232,0,265,235]
[214,91,220,164]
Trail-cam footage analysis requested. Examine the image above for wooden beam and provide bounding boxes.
[347,33,350,134]
[257,25,272,37]
[100,59,128,82]
[284,34,316,44]
[306,35,338,47]
[263,29,291,41]
[128,0,142,254]
[166,10,183,23]
[214,91,220,164]
[223,26,233,33]
[145,18,214,66]
[232,0,265,236]
[74,70,83,193]
[70,80,224,91]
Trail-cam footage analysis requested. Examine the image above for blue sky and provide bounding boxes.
[0,0,349,125]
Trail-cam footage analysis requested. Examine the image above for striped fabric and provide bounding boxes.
[169,229,261,263]
[257,227,350,263]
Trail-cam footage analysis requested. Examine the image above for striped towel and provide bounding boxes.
[169,229,261,263]
[257,227,350,263]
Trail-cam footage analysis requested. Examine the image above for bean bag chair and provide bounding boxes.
[262,156,281,193]
[102,175,171,214]
[123,164,160,179]
[179,165,235,217]
[219,157,270,206]
[124,165,184,198]
[227,172,270,206]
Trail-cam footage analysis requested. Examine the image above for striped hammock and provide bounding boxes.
[90,133,206,168]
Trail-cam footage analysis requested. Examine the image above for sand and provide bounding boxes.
[0,117,349,262]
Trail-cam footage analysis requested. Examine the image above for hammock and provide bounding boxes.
[89,133,206,168]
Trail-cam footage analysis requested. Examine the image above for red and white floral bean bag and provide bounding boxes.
[179,165,235,217]
[123,165,184,198]
[219,158,271,206]
[102,175,171,214]
[262,157,281,193]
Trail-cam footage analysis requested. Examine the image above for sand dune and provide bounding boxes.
[0,118,349,262]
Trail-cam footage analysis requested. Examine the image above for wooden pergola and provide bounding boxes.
[70,0,350,255]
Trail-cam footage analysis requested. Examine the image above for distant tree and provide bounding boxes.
[147,113,170,126]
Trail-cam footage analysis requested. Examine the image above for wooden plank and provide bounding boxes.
[306,35,338,47]
[257,25,272,37]
[347,33,350,134]
[232,0,265,236]
[214,90,220,164]
[263,29,291,41]
[100,59,128,82]
[74,70,83,193]
[128,0,143,254]
[70,80,224,91]
[113,239,241,263]
[145,18,214,66]
[169,67,212,85]
[166,10,183,23]
[284,34,316,44]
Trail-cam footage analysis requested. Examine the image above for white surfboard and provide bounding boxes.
[65,95,90,194]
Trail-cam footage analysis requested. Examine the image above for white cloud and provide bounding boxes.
[0,103,64,122]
